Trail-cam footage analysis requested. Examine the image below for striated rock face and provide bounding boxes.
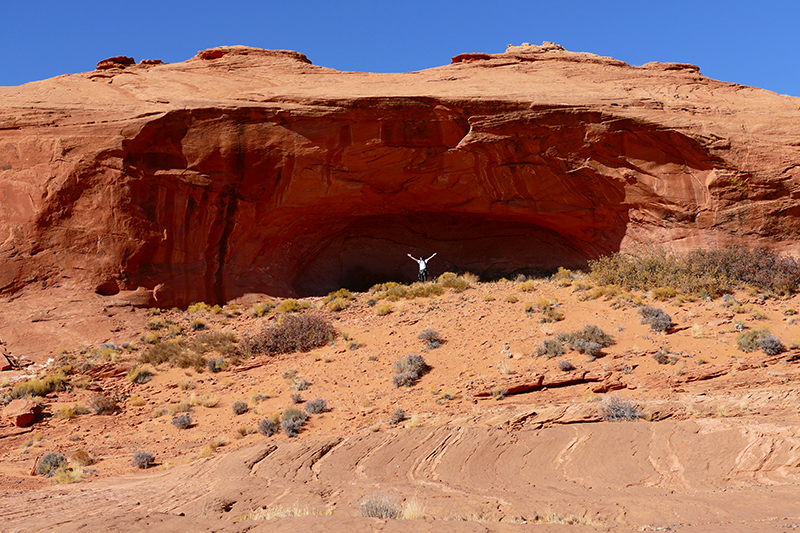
[1,44,799,306]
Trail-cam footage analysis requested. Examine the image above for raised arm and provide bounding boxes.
[425,252,437,262]
[407,253,417,262]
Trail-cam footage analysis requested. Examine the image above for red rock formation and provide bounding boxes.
[1,43,799,306]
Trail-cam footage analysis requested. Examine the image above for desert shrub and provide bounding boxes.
[652,351,670,365]
[375,303,393,316]
[418,328,443,349]
[187,302,211,313]
[250,301,275,317]
[290,392,303,404]
[231,400,248,415]
[304,398,327,414]
[87,394,116,415]
[191,319,208,331]
[11,367,71,399]
[758,334,785,355]
[127,366,154,384]
[392,354,427,388]
[70,450,94,466]
[258,418,279,437]
[206,359,225,373]
[536,338,565,359]
[518,280,537,292]
[590,245,800,297]
[557,360,575,372]
[358,493,401,519]
[536,299,564,323]
[603,397,642,421]
[389,408,407,426]
[557,325,614,359]
[438,272,471,293]
[132,451,154,469]
[736,327,769,353]
[326,297,349,312]
[282,408,307,437]
[56,403,89,419]
[192,331,239,357]
[241,314,335,355]
[171,413,192,429]
[37,452,67,477]
[638,306,673,332]
[276,298,311,313]
[146,317,166,330]
[140,340,184,366]
[292,378,311,391]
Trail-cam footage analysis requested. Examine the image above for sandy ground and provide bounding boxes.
[2,276,800,531]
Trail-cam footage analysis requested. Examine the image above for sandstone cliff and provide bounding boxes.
[1,43,799,306]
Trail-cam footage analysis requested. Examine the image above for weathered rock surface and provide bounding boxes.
[2,399,41,427]
[1,43,799,306]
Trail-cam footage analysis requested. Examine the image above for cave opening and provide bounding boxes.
[290,212,603,296]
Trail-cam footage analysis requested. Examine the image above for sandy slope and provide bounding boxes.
[2,278,800,531]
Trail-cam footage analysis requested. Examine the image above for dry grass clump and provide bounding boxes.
[258,416,279,437]
[324,288,353,311]
[392,354,427,387]
[55,403,89,419]
[127,365,154,384]
[638,306,673,332]
[70,450,94,466]
[437,272,472,293]
[590,245,800,297]
[250,301,275,318]
[535,298,564,323]
[389,408,408,426]
[241,314,335,355]
[602,396,642,421]
[238,504,332,521]
[358,493,402,519]
[375,303,393,316]
[371,281,445,301]
[87,394,116,414]
[132,451,154,469]
[11,366,71,399]
[275,298,311,314]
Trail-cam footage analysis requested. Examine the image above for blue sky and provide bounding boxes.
[3,1,799,96]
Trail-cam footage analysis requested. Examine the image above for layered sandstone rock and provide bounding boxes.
[1,44,799,306]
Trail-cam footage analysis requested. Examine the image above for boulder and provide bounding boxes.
[2,399,41,427]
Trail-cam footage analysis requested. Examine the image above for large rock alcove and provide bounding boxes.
[1,44,798,306]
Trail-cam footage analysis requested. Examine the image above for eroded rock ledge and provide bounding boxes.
[1,44,798,306]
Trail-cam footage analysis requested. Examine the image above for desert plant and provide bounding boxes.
[258,417,279,437]
[70,450,94,466]
[291,378,311,391]
[358,493,401,519]
[241,314,335,355]
[132,451,154,469]
[290,392,303,404]
[171,413,192,429]
[37,452,67,477]
[557,360,575,372]
[304,398,327,414]
[652,351,670,365]
[418,328,443,349]
[392,354,427,388]
[206,359,225,373]
[389,408,408,426]
[638,306,672,332]
[87,394,116,415]
[11,367,71,399]
[536,338,565,359]
[736,327,770,353]
[231,400,248,415]
[127,366,154,384]
[250,301,275,318]
[758,334,785,355]
[602,397,642,421]
[375,303,393,316]
[282,408,307,437]
[557,325,614,360]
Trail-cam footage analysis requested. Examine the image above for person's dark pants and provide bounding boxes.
[419,269,428,282]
